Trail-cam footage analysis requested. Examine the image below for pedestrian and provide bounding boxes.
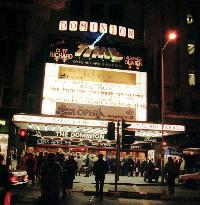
[164,157,179,196]
[135,159,140,176]
[140,159,147,177]
[40,153,63,205]
[75,154,82,176]
[63,155,77,195]
[93,154,109,199]
[144,160,155,182]
[127,156,134,177]
[25,153,37,186]
[35,152,45,182]
[84,154,92,177]
[0,154,13,205]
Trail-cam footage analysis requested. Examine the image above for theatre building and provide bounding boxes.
[4,1,199,163]
[12,36,185,162]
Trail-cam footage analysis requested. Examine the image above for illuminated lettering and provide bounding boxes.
[59,21,135,39]
[119,26,126,37]
[79,21,88,31]
[59,21,67,30]
[128,28,134,39]
[108,48,123,61]
[74,44,123,61]
[75,44,88,57]
[89,22,98,32]
[109,25,117,35]
[92,47,110,60]
[69,21,78,31]
[99,23,108,33]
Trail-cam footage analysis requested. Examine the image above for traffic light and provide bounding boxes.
[121,119,135,150]
[18,129,27,142]
[106,121,115,140]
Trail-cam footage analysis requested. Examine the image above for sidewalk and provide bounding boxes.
[72,174,200,200]
[25,174,200,201]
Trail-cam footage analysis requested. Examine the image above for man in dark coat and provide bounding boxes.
[165,157,179,195]
[0,154,13,205]
[63,155,77,195]
[40,153,63,205]
[93,154,109,199]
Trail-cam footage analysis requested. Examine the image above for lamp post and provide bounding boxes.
[161,32,177,186]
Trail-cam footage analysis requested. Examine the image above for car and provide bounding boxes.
[10,170,29,186]
[144,168,160,183]
[178,172,200,189]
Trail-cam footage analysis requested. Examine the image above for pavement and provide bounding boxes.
[22,174,200,201]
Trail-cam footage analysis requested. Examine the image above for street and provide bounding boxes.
[12,190,200,205]
[11,174,200,205]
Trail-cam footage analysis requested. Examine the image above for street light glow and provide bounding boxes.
[160,31,177,189]
[168,32,177,40]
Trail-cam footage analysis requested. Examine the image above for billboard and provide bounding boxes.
[41,63,147,121]
[47,38,145,71]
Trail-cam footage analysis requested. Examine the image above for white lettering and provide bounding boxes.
[89,22,98,32]
[109,24,117,35]
[79,21,88,31]
[99,23,108,33]
[119,26,126,37]
[59,21,67,31]
[58,20,135,40]
[128,28,134,39]
[69,21,78,31]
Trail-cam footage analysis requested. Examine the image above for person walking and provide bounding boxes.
[0,154,13,205]
[93,154,109,199]
[144,159,155,182]
[75,154,82,176]
[63,155,77,195]
[25,153,37,186]
[164,157,179,196]
[84,154,92,177]
[40,153,63,205]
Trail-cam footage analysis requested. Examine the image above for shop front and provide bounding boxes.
[0,119,9,164]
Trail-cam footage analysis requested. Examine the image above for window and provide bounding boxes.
[188,43,195,55]
[187,13,193,24]
[188,72,195,86]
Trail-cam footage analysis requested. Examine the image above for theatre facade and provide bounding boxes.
[12,30,185,161]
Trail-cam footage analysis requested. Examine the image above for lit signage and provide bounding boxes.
[135,136,162,143]
[56,102,136,122]
[12,114,185,132]
[129,122,185,132]
[59,21,135,39]
[41,64,147,121]
[47,39,144,71]
[0,119,9,134]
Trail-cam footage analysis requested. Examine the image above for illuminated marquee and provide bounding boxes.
[59,21,135,39]
[41,63,147,121]
[12,114,185,132]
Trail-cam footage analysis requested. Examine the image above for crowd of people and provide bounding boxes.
[17,151,109,204]
[0,151,189,204]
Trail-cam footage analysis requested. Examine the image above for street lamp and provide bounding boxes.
[161,31,177,186]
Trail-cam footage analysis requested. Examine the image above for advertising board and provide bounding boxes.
[41,63,147,121]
